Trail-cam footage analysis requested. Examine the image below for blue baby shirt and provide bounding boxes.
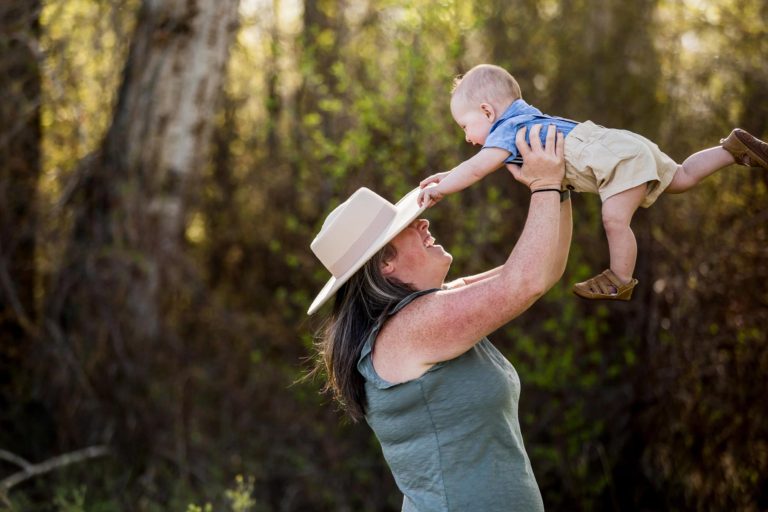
[484,99,578,164]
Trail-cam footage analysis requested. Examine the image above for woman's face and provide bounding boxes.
[383,219,452,289]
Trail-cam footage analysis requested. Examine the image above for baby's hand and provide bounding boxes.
[418,184,444,208]
[419,171,451,189]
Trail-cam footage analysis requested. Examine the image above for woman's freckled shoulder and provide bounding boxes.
[401,291,441,324]
[378,294,436,350]
[374,295,439,381]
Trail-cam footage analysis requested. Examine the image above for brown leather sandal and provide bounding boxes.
[720,128,768,169]
[572,269,638,301]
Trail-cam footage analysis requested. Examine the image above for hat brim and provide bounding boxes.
[307,186,428,315]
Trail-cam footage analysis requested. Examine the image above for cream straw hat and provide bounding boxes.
[307,186,429,315]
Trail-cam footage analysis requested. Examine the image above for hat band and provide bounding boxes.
[327,207,394,276]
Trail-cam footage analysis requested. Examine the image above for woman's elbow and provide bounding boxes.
[501,262,556,305]
[541,262,567,291]
[519,274,550,301]
[539,260,569,294]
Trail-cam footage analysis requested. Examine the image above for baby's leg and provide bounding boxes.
[666,147,734,193]
[667,128,768,193]
[602,184,647,284]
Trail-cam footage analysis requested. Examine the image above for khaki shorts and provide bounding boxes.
[563,121,678,208]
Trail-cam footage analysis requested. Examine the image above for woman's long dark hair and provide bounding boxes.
[315,244,414,422]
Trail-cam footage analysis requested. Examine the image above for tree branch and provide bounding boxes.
[0,450,31,471]
[0,446,110,493]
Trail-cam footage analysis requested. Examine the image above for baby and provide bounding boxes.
[418,64,768,301]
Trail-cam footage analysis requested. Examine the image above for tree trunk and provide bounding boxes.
[106,0,241,258]
[44,0,239,452]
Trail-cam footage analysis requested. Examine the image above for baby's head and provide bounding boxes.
[450,64,522,146]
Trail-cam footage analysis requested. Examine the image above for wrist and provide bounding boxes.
[530,188,561,195]
[530,188,570,202]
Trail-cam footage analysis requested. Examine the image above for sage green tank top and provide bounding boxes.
[357,289,544,512]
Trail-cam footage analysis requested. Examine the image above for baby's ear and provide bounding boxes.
[480,102,495,121]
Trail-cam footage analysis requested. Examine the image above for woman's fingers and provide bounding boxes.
[528,124,543,152]
[513,123,566,190]
[517,124,561,157]
[515,126,530,159]
[511,124,565,189]
[544,124,556,154]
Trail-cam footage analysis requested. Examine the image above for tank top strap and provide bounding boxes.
[388,288,441,316]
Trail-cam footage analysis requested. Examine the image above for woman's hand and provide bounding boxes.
[506,124,565,191]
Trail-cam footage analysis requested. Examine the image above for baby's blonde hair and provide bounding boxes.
[451,64,522,110]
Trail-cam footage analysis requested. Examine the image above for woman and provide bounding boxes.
[308,125,571,511]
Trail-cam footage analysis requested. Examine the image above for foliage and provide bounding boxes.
[185,475,260,512]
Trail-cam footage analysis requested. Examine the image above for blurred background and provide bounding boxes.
[1,0,767,510]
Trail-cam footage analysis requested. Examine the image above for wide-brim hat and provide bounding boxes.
[307,186,428,315]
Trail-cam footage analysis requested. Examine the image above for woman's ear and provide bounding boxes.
[380,258,396,277]
[379,243,398,277]
[480,102,496,122]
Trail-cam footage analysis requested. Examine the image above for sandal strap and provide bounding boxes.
[601,269,625,288]
[588,269,627,295]
[573,269,638,301]
[587,271,617,295]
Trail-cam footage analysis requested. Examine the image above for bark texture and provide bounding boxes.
[44,0,239,453]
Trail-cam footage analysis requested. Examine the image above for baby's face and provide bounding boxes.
[450,97,494,146]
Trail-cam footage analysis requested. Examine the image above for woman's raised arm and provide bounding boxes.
[382,125,569,371]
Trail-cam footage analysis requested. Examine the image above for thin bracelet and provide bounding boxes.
[530,188,561,194]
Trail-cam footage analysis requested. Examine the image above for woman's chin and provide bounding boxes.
[438,247,453,264]
[426,243,452,270]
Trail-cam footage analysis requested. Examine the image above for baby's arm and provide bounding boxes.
[443,266,503,289]
[418,147,510,207]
